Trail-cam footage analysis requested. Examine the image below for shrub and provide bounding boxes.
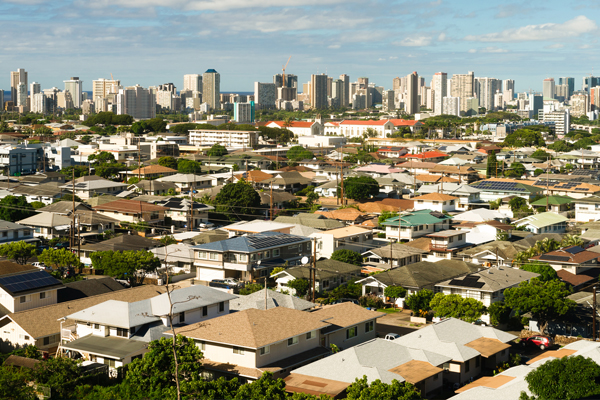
[359,294,384,309]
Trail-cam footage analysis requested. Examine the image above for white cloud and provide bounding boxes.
[481,46,508,53]
[546,43,564,49]
[465,15,597,42]
[580,44,592,49]
[389,56,398,60]
[198,30,211,36]
[438,32,446,41]
[396,35,432,47]
[468,49,477,53]
[78,0,351,11]
[378,57,386,61]
[328,44,341,49]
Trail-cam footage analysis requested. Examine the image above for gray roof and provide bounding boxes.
[292,338,451,385]
[277,259,362,281]
[62,334,148,359]
[11,183,63,197]
[0,220,29,231]
[363,243,429,260]
[192,231,309,253]
[58,277,126,302]
[457,240,527,261]
[275,215,345,230]
[17,212,72,228]
[150,285,237,317]
[61,179,127,191]
[79,234,159,252]
[397,318,516,362]
[436,267,539,292]
[36,201,92,214]
[229,289,315,312]
[156,173,209,183]
[129,180,176,192]
[513,233,564,248]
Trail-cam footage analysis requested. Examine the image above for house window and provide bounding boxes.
[197,341,205,351]
[19,334,30,341]
[233,347,245,355]
[306,330,317,340]
[288,336,299,346]
[273,249,280,257]
[298,244,303,252]
[239,254,248,262]
[180,312,185,323]
[260,346,270,355]
[264,250,270,259]
[94,324,100,330]
[202,306,208,316]
[365,321,374,333]
[346,326,358,339]
[20,295,31,303]
[209,253,218,260]
[40,292,46,300]
[465,359,470,373]
[219,302,225,312]
[198,251,207,259]
[104,358,116,368]
[43,336,50,346]
[116,328,128,337]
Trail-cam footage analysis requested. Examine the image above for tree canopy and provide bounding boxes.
[214,180,262,219]
[90,250,160,286]
[504,278,576,334]
[346,376,423,400]
[177,159,202,174]
[430,293,486,323]
[287,146,314,161]
[404,289,435,312]
[288,279,310,297]
[331,249,363,266]
[342,176,380,201]
[158,156,178,170]
[384,286,407,301]
[38,248,83,273]
[520,262,558,282]
[0,241,37,265]
[503,128,546,147]
[0,195,36,222]
[206,144,228,157]
[486,151,498,178]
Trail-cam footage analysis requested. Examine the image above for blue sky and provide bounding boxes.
[1,0,599,94]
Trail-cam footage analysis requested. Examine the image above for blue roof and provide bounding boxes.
[192,231,308,253]
[205,69,218,73]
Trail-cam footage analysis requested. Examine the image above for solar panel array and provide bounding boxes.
[565,246,584,254]
[572,169,600,176]
[471,181,527,192]
[247,234,304,250]
[448,275,485,289]
[539,255,570,262]
[533,180,585,190]
[0,270,62,294]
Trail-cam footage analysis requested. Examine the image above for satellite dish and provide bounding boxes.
[301,256,309,265]
[257,260,261,265]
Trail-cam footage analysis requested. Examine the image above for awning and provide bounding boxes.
[61,334,147,360]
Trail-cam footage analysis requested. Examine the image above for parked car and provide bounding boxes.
[331,298,359,305]
[198,222,215,229]
[32,262,45,269]
[520,335,553,350]
[209,278,241,289]
[384,333,401,341]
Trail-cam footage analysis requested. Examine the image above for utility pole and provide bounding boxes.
[546,156,550,212]
[270,182,273,221]
[77,217,81,259]
[594,286,597,341]
[137,142,141,183]
[312,238,317,303]
[71,167,75,251]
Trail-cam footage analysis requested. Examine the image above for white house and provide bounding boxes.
[513,212,568,234]
[574,196,600,223]
[412,193,458,213]
[310,226,373,260]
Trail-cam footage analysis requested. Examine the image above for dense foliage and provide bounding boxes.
[214,180,262,219]
[341,176,380,201]
[0,195,36,222]
[430,293,486,323]
[90,250,161,286]
[331,249,363,266]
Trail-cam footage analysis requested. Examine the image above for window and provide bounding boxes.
[94,324,100,330]
[298,244,303,252]
[202,306,208,316]
[219,302,225,312]
[365,321,374,333]
[20,295,31,303]
[40,292,46,300]
[130,327,136,334]
[264,250,270,259]
[197,341,206,351]
[306,330,317,340]
[209,253,218,260]
[465,359,470,372]
[273,249,280,257]
[19,334,30,340]
[346,326,358,339]
[288,336,299,346]
[260,346,270,355]
[233,347,245,355]
[104,358,116,368]
[116,328,128,337]
[43,336,50,346]
[198,251,207,259]
[180,312,185,323]
[239,254,248,262]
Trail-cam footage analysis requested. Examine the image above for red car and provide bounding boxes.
[521,335,553,350]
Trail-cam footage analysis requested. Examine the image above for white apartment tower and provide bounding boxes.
[10,68,27,105]
[202,69,220,111]
[405,71,419,115]
[93,78,121,100]
[432,72,447,115]
[17,83,27,109]
[31,93,46,114]
[64,77,83,108]
[451,71,475,115]
[117,85,156,120]
[476,77,501,111]
[254,82,277,110]
[543,78,555,99]
[183,74,202,92]
[30,82,41,97]
[339,74,350,107]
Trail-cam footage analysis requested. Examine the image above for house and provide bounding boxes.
[513,212,568,234]
[36,200,92,214]
[128,180,177,196]
[435,267,539,324]
[222,220,294,238]
[361,243,428,269]
[458,241,527,267]
[155,173,213,192]
[426,230,469,261]
[79,234,161,266]
[73,211,120,237]
[0,285,167,353]
[150,242,196,274]
[454,220,513,246]
[357,260,485,307]
[124,165,178,180]
[275,214,345,230]
[396,160,439,175]
[397,318,516,385]
[59,285,237,371]
[272,259,362,294]
[314,180,338,198]
[258,172,313,193]
[574,195,600,223]
[0,262,64,317]
[529,195,573,213]
[58,277,126,303]
[314,208,367,225]
[192,232,313,282]
[417,183,482,211]
[60,176,128,200]
[10,183,65,205]
[469,180,544,202]
[310,226,373,259]
[288,338,452,399]
[153,197,213,229]
[0,221,35,245]
[377,146,408,158]
[353,164,403,178]
[451,208,508,224]
[403,150,449,163]
[529,245,599,275]
[17,212,72,240]
[19,171,66,186]
[229,288,316,312]
[92,199,169,226]
[381,210,453,242]
[428,165,479,184]
[413,193,458,213]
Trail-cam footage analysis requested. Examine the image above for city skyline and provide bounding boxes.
[0,0,599,93]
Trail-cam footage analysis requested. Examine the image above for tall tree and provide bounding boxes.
[430,293,486,323]
[286,146,314,161]
[158,156,178,170]
[206,144,228,157]
[0,196,36,222]
[486,151,498,178]
[346,376,423,400]
[405,289,435,312]
[214,180,261,219]
[520,262,558,282]
[342,176,380,201]
[90,250,160,286]
[331,249,363,266]
[38,248,83,274]
[0,241,37,265]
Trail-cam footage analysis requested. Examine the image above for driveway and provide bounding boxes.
[376,309,429,337]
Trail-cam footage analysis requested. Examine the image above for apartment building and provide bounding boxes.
[189,129,259,148]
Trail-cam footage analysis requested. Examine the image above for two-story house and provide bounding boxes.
[153,197,214,230]
[426,230,469,261]
[192,232,313,282]
[59,285,237,372]
[413,193,458,213]
[60,175,128,200]
[513,212,568,234]
[417,183,482,211]
[382,210,453,242]
[92,199,169,227]
[272,259,362,294]
[574,195,600,223]
[0,221,35,245]
[361,243,427,270]
[309,226,373,260]
[17,212,73,240]
[530,245,600,275]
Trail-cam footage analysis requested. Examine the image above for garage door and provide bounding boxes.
[198,267,224,282]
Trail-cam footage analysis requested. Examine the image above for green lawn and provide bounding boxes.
[376,308,401,314]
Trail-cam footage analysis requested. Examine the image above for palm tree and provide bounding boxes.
[561,234,584,247]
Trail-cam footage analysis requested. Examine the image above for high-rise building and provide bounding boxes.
[93,78,121,100]
[31,93,46,114]
[591,87,600,112]
[451,71,475,115]
[183,74,202,92]
[570,93,589,117]
[357,77,369,89]
[393,77,402,91]
[432,72,447,115]
[30,82,41,97]
[254,82,277,110]
[202,69,220,110]
[339,74,350,107]
[10,68,27,105]
[502,79,515,101]
[233,102,254,123]
[475,77,501,111]
[0,90,3,111]
[273,74,298,89]
[43,88,60,113]
[528,93,543,116]
[327,77,333,98]
[117,85,156,119]
[64,77,83,108]
[558,77,575,98]
[331,79,343,108]
[583,76,600,95]
[383,90,395,111]
[17,83,27,110]
[543,78,555,99]
[310,74,328,109]
[405,71,419,115]
[442,97,460,116]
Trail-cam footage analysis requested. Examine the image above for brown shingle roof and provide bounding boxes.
[415,174,459,183]
[388,360,443,384]
[464,337,511,358]
[315,208,365,221]
[130,165,177,174]
[0,261,37,276]
[92,199,168,213]
[311,303,384,334]
[412,193,459,201]
[556,270,595,287]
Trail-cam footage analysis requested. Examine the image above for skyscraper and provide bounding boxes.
[183,74,202,92]
[558,77,574,98]
[93,78,121,100]
[331,79,343,108]
[30,82,41,97]
[0,90,3,111]
[502,79,515,101]
[405,71,419,115]
[117,85,156,119]
[254,82,277,110]
[64,77,83,108]
[202,69,220,110]
[543,78,555,99]
[10,68,27,106]
[583,76,600,95]
[432,72,447,115]
[451,71,475,115]
[310,74,328,109]
[17,83,27,109]
[476,77,501,111]
[339,74,350,107]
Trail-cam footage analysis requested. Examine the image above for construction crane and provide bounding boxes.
[110,73,114,81]
[282,56,291,88]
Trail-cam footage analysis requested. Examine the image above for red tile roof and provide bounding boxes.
[267,121,315,128]
[388,119,421,126]
[339,120,390,126]
[404,151,448,159]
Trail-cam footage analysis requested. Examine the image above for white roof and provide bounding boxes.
[223,220,294,233]
[452,209,507,222]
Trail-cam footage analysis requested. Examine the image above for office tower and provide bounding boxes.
[30,82,41,97]
[432,72,447,115]
[475,77,501,111]
[273,74,297,89]
[405,71,419,115]
[158,83,176,94]
[442,97,460,116]
[10,68,27,105]
[384,90,395,111]
[254,82,277,110]
[372,86,384,105]
[202,69,220,110]
[543,78,555,99]
[326,77,333,98]
[31,93,46,113]
[357,77,369,89]
[234,102,254,123]
[339,74,350,107]
[17,83,27,109]
[529,93,543,116]
[583,76,600,94]
[43,88,59,113]
[570,93,589,116]
[393,77,402,91]
[591,87,600,112]
[465,97,479,116]
[117,85,156,119]
[555,84,569,102]
[156,90,179,110]
[310,74,328,109]
[0,90,3,111]
[93,78,121,100]
[558,77,574,98]
[502,79,515,100]
[64,77,83,108]
[183,74,202,92]
[331,79,343,108]
[450,71,474,115]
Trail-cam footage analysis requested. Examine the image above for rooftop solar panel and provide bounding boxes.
[539,255,570,262]
[0,270,62,295]
[565,246,585,254]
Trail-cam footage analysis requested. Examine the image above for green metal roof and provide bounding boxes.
[530,195,574,206]
[515,212,568,228]
[381,209,452,227]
